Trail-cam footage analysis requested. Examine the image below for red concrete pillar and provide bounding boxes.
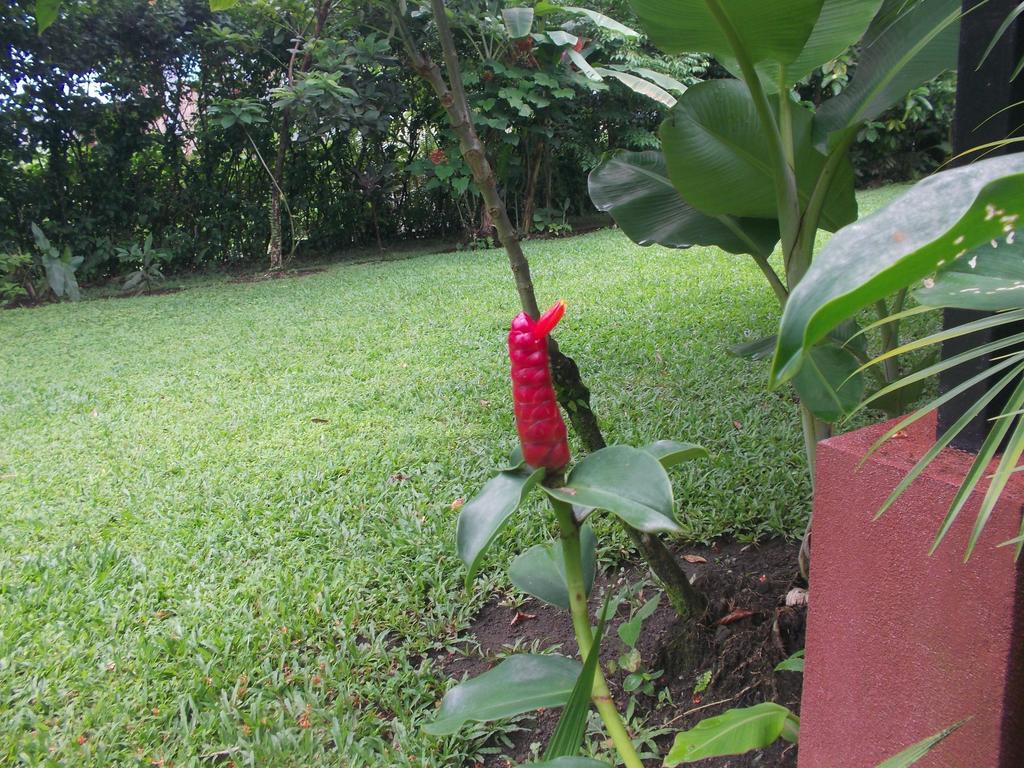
[798,414,1024,768]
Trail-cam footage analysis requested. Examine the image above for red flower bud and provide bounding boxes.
[508,301,570,471]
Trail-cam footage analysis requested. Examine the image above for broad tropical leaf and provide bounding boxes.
[594,68,677,107]
[813,0,960,147]
[660,80,856,230]
[792,341,864,421]
[915,241,1024,311]
[664,703,799,765]
[509,525,597,609]
[541,445,680,533]
[771,153,1024,387]
[563,6,638,37]
[752,0,885,90]
[457,467,545,586]
[502,7,535,38]
[588,150,780,257]
[629,0,824,65]
[423,654,582,736]
[643,439,709,468]
[523,760,610,768]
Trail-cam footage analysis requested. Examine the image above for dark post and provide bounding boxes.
[938,0,1024,450]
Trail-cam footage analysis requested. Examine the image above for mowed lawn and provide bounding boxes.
[0,188,899,767]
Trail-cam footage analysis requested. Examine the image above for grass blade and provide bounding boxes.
[875,720,967,767]
[544,593,612,760]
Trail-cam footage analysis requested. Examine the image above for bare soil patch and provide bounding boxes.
[437,539,806,767]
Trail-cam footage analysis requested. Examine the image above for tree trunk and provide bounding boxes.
[394,0,706,621]
[521,144,543,236]
[268,109,290,271]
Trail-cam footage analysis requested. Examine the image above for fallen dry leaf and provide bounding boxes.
[716,608,755,626]
[510,610,537,627]
[556,487,577,496]
[450,497,465,511]
[682,555,707,564]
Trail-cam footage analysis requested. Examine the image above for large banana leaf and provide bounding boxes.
[629,0,824,65]
[587,150,780,257]
[813,0,960,147]
[771,153,1024,387]
[915,241,1024,311]
[752,0,885,91]
[660,80,856,230]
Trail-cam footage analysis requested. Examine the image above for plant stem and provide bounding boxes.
[702,0,800,256]
[797,402,831,578]
[551,499,644,768]
[395,0,704,619]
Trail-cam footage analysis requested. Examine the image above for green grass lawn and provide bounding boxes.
[0,187,904,767]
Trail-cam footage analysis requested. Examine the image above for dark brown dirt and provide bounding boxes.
[437,539,806,767]
[228,266,326,283]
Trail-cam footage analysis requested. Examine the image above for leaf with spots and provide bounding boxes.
[772,153,1024,387]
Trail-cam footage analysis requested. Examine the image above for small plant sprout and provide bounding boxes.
[428,301,709,766]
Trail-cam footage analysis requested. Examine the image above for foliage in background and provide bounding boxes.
[2,0,952,290]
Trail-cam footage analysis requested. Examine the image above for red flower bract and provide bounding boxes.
[508,301,571,471]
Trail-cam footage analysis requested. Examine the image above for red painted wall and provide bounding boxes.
[798,414,1024,768]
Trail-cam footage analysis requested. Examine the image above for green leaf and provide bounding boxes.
[632,67,688,94]
[915,240,1024,311]
[813,0,960,147]
[664,703,797,765]
[544,594,611,759]
[587,150,780,257]
[875,721,966,768]
[630,0,824,64]
[547,30,580,47]
[509,525,597,610]
[617,594,660,647]
[792,341,864,422]
[563,6,638,37]
[541,446,680,533]
[423,654,582,736]
[660,80,856,230]
[729,335,778,360]
[500,446,526,472]
[566,48,602,82]
[35,0,61,33]
[594,68,676,107]
[753,0,884,91]
[643,439,709,468]
[774,649,805,673]
[457,467,545,586]
[502,7,535,38]
[522,760,610,768]
[209,0,239,10]
[771,153,1024,387]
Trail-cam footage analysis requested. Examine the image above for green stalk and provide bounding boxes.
[790,127,857,286]
[550,498,644,768]
[701,0,801,256]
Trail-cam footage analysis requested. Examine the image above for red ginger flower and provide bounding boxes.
[508,300,571,471]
